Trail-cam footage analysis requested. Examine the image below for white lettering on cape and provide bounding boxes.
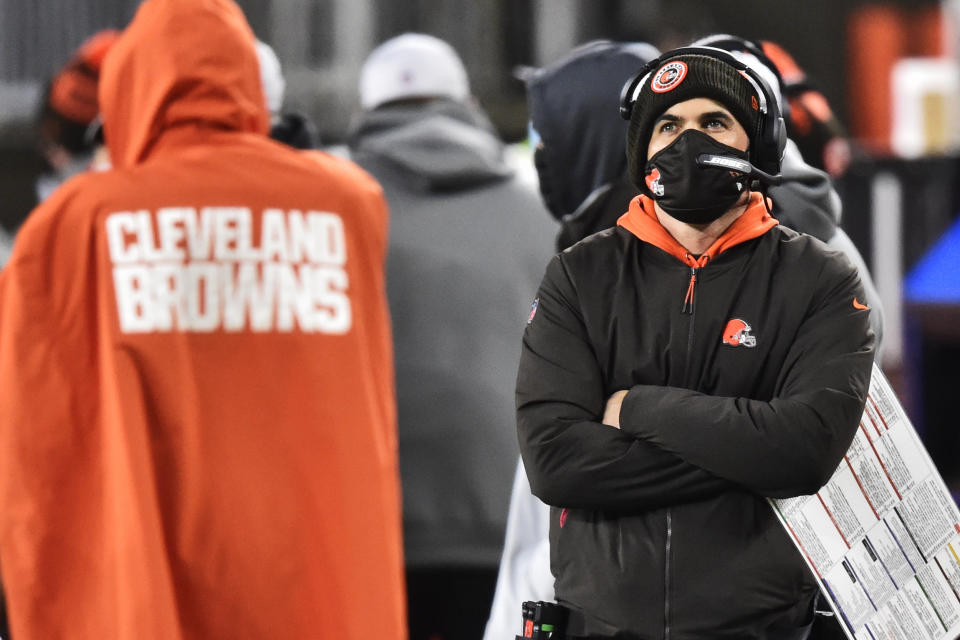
[106,207,352,334]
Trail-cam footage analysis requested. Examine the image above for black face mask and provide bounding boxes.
[643,129,749,224]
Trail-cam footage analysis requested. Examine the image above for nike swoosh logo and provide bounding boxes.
[853,298,869,310]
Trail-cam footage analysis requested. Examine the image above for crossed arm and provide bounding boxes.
[517,255,874,512]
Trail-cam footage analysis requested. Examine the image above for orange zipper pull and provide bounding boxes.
[682,267,697,314]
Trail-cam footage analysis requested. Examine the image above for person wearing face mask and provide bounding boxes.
[516,46,875,639]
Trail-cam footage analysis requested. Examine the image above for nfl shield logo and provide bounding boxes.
[527,297,539,324]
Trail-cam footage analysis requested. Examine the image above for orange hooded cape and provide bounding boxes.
[0,0,405,637]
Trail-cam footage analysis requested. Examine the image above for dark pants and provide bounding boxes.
[406,567,498,640]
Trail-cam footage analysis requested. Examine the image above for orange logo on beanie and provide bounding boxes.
[651,61,688,93]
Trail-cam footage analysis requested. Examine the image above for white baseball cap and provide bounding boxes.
[359,33,470,110]
[255,40,285,115]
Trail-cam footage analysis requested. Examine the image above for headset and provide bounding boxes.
[618,45,786,182]
[692,37,785,93]
[690,34,792,122]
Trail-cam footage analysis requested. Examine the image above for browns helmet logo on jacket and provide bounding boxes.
[722,318,757,347]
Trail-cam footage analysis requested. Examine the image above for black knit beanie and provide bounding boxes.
[626,53,761,192]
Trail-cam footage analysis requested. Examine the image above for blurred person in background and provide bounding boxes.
[759,40,856,180]
[0,29,120,269]
[693,34,884,354]
[255,39,320,150]
[347,32,556,640]
[0,0,404,637]
[515,45,874,638]
[34,29,119,202]
[526,41,662,253]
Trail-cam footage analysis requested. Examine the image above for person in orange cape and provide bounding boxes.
[0,0,405,638]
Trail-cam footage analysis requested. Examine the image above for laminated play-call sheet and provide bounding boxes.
[771,363,960,640]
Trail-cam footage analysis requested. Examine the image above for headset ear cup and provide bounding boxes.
[750,88,786,175]
[762,115,786,175]
[618,70,638,120]
[753,118,781,176]
[619,64,656,121]
[619,79,636,120]
[774,115,786,162]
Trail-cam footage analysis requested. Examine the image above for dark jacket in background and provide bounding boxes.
[270,111,319,150]
[348,98,556,568]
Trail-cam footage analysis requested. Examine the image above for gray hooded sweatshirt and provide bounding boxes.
[348,99,556,567]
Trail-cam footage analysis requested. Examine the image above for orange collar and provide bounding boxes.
[617,193,778,268]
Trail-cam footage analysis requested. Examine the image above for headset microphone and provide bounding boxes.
[696,154,783,186]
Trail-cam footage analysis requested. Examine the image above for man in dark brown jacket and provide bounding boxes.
[517,46,874,639]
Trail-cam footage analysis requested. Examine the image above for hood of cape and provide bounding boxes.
[99,0,269,170]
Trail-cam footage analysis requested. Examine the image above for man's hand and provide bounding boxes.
[602,390,629,429]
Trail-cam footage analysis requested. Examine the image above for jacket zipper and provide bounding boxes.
[664,508,672,640]
[683,277,697,384]
[680,253,709,382]
[681,266,697,314]
[670,256,705,639]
